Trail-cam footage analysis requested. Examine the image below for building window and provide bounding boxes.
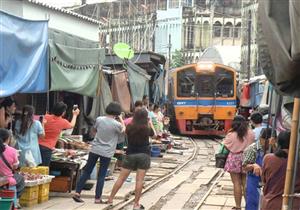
[223,22,233,38]
[187,25,194,49]
[158,0,167,10]
[234,22,241,38]
[169,0,179,8]
[213,21,222,37]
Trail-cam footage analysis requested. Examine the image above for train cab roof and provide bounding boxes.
[170,62,236,75]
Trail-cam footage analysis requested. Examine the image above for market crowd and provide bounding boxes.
[0,95,169,210]
[221,112,300,210]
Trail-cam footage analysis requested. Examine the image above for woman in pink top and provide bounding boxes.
[223,115,255,210]
[0,128,19,206]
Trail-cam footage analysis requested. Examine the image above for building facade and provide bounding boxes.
[73,0,242,66]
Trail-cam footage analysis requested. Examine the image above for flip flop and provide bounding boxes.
[133,204,145,210]
[72,195,84,203]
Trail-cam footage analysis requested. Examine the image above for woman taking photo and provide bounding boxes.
[73,102,125,203]
[223,115,255,210]
[107,108,154,210]
[15,105,44,166]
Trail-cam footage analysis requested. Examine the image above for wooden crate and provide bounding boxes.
[50,176,71,193]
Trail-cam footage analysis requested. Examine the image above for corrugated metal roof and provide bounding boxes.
[27,0,101,24]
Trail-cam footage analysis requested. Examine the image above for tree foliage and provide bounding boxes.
[171,49,185,68]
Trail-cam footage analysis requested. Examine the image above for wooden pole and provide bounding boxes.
[282,98,300,210]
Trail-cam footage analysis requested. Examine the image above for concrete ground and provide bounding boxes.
[22,139,243,210]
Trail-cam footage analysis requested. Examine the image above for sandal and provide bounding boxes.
[94,199,113,205]
[72,194,84,203]
[133,204,145,210]
[231,207,241,210]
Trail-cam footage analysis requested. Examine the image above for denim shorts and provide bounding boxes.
[122,153,151,170]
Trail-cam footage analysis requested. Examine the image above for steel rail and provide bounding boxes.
[105,137,198,210]
[193,170,225,210]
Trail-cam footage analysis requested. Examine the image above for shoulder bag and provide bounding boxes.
[0,153,25,196]
[215,144,229,168]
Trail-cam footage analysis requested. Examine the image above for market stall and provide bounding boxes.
[49,135,90,193]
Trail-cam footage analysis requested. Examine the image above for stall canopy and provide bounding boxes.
[49,41,105,97]
[0,11,48,97]
[125,61,151,103]
[258,0,300,97]
[152,67,164,104]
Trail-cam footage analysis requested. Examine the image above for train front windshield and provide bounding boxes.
[177,67,234,98]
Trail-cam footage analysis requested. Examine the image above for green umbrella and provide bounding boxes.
[113,42,134,59]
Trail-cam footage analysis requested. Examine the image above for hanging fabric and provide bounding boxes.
[111,72,131,113]
[0,11,48,97]
[126,61,151,104]
[49,41,105,97]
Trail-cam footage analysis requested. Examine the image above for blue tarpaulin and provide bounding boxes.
[0,11,48,97]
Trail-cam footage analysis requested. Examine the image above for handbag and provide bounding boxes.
[215,144,229,168]
[0,153,25,195]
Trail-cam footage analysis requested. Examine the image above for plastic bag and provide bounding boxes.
[25,150,36,167]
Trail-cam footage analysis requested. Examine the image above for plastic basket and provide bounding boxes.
[0,198,14,210]
[0,190,15,199]
[20,186,39,201]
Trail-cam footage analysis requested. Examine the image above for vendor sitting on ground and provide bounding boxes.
[0,128,20,207]
[38,102,80,166]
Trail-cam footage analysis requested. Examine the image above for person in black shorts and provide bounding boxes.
[107,108,154,210]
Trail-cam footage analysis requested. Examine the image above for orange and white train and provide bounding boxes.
[167,62,237,135]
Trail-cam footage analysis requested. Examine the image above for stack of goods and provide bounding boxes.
[19,167,54,207]
[51,149,88,163]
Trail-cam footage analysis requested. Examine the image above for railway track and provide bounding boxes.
[106,137,224,210]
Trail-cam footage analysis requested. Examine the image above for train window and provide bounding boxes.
[177,68,195,97]
[196,75,215,97]
[215,68,234,97]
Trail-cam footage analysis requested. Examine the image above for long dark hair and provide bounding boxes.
[275,131,290,158]
[230,115,248,141]
[20,105,34,135]
[132,108,148,127]
[0,128,10,154]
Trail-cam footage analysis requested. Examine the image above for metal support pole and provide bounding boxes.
[282,98,300,210]
[247,10,251,80]
[168,34,171,69]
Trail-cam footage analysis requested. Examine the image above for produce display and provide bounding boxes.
[56,136,90,150]
[20,172,54,187]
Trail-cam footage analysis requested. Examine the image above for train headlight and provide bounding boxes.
[197,62,213,70]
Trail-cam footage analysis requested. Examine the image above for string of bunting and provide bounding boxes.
[51,56,100,70]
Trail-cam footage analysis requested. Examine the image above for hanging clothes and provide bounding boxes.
[240,84,251,107]
[111,72,131,113]
[0,11,48,97]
